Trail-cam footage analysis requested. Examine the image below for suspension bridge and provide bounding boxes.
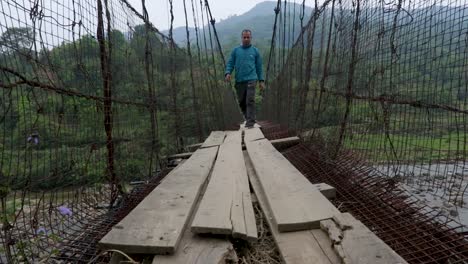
[0,0,467,263]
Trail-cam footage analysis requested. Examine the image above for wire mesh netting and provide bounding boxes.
[262,0,467,208]
[0,0,241,262]
[259,0,468,262]
[1,0,468,262]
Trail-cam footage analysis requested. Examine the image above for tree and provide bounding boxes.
[0,27,34,53]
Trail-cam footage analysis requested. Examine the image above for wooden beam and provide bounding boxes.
[191,131,257,241]
[314,183,336,200]
[321,213,408,264]
[245,138,339,232]
[98,147,219,254]
[167,152,193,160]
[270,136,300,147]
[244,151,340,264]
[129,180,147,186]
[186,143,202,152]
[201,131,225,148]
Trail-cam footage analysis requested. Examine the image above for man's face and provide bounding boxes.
[242,32,252,46]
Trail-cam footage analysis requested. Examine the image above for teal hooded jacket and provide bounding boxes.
[225,44,264,83]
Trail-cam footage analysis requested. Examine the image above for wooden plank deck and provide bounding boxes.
[98,147,219,254]
[101,128,405,264]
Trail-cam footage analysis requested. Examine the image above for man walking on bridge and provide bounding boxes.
[225,29,265,128]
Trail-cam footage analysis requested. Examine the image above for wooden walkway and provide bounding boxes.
[99,126,408,264]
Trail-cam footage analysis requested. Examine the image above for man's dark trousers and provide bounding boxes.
[235,80,256,127]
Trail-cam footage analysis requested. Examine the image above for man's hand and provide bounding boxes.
[259,81,265,91]
[225,74,231,82]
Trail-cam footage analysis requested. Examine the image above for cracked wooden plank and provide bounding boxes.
[98,147,219,254]
[320,213,408,264]
[191,131,257,241]
[242,187,258,241]
[320,220,343,244]
[310,229,342,264]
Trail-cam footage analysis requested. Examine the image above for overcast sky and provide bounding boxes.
[0,0,462,40]
[126,0,312,31]
[125,0,462,31]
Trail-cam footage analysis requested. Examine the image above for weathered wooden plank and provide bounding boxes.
[320,220,343,243]
[242,187,258,241]
[245,139,339,232]
[232,132,257,241]
[244,151,339,264]
[230,130,250,240]
[321,213,408,264]
[153,155,237,264]
[191,135,237,235]
[243,127,265,142]
[311,229,343,264]
[191,131,257,241]
[314,183,337,200]
[201,131,225,148]
[231,158,248,239]
[98,147,219,254]
[223,131,242,144]
[153,231,236,264]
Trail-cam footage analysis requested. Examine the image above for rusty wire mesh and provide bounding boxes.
[258,0,468,262]
[259,121,468,264]
[261,0,468,219]
[0,0,240,262]
[2,0,468,263]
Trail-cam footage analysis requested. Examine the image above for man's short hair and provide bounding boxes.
[241,29,252,36]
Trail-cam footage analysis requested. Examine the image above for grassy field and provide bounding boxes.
[309,124,467,162]
[345,131,467,162]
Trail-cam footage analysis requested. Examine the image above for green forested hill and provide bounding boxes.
[165,1,313,49]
